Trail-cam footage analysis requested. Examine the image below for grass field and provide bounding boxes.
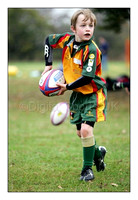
[8,61,130,192]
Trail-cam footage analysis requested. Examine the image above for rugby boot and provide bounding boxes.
[80,166,94,181]
[94,146,107,172]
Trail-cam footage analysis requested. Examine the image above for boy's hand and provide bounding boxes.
[41,65,52,76]
[56,83,67,95]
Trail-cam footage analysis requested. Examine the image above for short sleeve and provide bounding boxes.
[82,52,96,78]
[49,32,72,49]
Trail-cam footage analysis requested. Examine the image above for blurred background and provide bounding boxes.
[8,7,130,96]
[8,8,130,62]
[8,8,130,80]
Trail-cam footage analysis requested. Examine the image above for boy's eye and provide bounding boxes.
[80,24,93,28]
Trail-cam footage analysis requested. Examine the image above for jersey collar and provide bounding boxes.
[70,34,94,48]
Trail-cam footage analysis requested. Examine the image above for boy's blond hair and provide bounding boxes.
[71,9,97,28]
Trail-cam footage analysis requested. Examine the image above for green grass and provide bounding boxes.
[8,61,130,192]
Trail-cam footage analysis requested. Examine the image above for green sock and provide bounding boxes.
[83,145,95,169]
[81,136,95,170]
[94,144,102,160]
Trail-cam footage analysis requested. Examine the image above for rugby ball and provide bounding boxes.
[50,102,69,125]
[39,69,65,96]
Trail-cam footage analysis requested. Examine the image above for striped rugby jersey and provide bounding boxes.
[45,32,106,94]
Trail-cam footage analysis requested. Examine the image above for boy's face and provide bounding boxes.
[71,14,95,42]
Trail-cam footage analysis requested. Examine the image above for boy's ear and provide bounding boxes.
[70,25,76,33]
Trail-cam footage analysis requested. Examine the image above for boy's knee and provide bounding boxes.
[81,123,93,138]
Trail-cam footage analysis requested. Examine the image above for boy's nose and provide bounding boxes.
[86,26,90,31]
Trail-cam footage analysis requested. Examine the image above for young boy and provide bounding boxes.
[42,9,107,181]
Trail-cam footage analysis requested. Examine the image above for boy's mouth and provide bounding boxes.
[84,33,91,37]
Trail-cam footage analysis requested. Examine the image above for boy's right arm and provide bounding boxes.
[41,37,53,75]
[42,33,72,76]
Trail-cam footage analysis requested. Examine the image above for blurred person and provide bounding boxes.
[42,9,107,181]
[99,37,109,71]
[106,75,130,95]
[113,80,130,95]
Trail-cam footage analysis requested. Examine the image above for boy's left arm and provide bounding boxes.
[82,51,97,78]
[56,75,93,95]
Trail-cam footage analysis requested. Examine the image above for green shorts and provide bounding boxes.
[69,87,107,124]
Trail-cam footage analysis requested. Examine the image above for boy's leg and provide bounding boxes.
[94,144,107,172]
[79,122,95,181]
[76,122,95,169]
[76,123,107,172]
[94,141,103,160]
[76,123,81,137]
[81,87,107,172]
[81,123,95,169]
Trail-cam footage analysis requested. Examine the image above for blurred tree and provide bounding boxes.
[93,8,130,33]
[8,8,55,60]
